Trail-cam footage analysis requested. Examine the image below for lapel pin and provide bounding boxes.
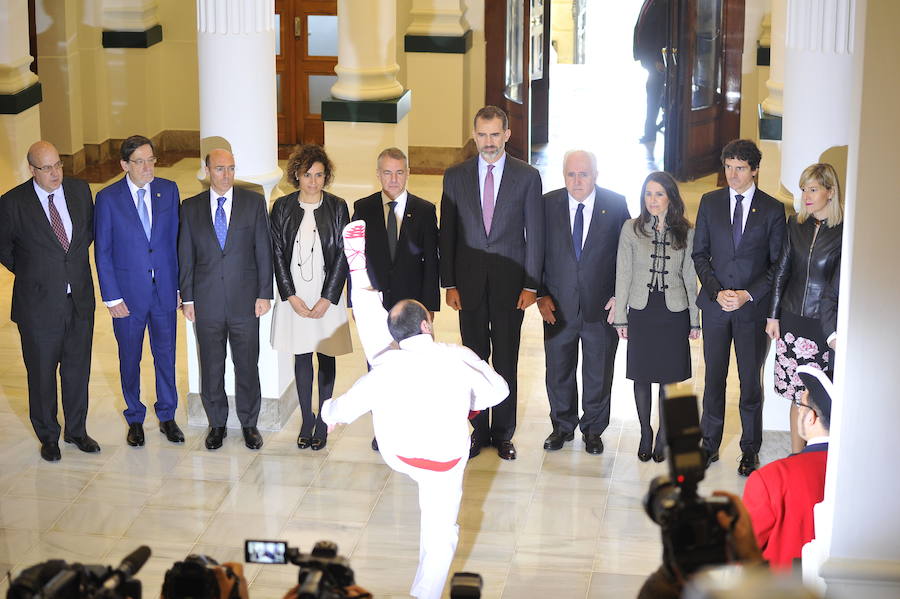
[752,208,757,213]
[601,209,607,214]
[156,192,161,197]
[406,213,412,218]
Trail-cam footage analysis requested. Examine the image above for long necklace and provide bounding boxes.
[297,194,321,282]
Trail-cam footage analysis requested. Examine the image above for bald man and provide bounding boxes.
[178,149,273,450]
[0,141,98,461]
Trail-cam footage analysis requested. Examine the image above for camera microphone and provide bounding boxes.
[102,545,151,591]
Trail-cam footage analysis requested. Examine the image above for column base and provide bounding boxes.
[758,104,783,140]
[186,383,297,432]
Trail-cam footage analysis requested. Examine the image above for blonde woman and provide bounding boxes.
[766,163,843,453]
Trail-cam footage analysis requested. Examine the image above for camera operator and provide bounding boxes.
[639,490,764,599]
[742,365,833,570]
[161,555,249,599]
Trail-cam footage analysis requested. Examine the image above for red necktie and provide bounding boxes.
[48,193,70,252]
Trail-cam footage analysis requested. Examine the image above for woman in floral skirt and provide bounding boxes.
[766,163,843,453]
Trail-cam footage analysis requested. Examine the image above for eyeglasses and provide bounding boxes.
[791,398,813,410]
[30,161,63,173]
[129,157,158,167]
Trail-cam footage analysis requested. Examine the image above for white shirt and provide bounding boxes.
[33,180,73,293]
[568,189,596,249]
[321,335,509,462]
[477,152,506,209]
[805,435,829,447]
[729,183,756,234]
[382,189,408,238]
[209,187,234,225]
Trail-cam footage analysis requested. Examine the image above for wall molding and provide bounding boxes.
[322,90,412,123]
[404,30,473,54]
[102,24,163,49]
[0,82,42,115]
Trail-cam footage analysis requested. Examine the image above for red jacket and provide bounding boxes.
[742,444,828,570]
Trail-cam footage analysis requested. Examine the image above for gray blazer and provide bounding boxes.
[613,218,700,328]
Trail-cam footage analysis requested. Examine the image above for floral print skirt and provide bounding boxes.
[774,310,830,401]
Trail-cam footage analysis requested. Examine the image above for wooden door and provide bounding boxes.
[531,0,551,145]
[274,0,337,146]
[664,0,744,180]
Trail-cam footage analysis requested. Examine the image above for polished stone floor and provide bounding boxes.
[0,151,789,598]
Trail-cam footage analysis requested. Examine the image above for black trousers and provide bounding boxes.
[459,299,524,446]
[543,311,618,436]
[643,65,665,142]
[18,296,93,442]
[699,310,769,453]
[294,352,335,439]
[195,316,261,427]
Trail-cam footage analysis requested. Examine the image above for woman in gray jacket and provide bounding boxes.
[613,171,700,462]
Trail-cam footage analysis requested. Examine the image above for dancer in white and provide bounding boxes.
[321,221,509,599]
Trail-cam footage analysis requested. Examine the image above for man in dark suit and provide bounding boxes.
[692,139,786,476]
[537,150,630,454]
[179,148,273,450]
[352,147,439,452]
[352,147,439,313]
[634,0,668,150]
[94,135,184,447]
[0,141,99,461]
[439,105,544,460]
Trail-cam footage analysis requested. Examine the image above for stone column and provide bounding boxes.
[0,0,42,190]
[801,2,900,596]
[188,0,292,432]
[405,0,472,171]
[780,0,854,209]
[762,0,785,117]
[323,0,410,199]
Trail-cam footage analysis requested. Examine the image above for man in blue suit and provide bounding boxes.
[94,135,184,447]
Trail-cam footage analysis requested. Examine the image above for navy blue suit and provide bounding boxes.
[94,175,180,424]
[692,186,785,453]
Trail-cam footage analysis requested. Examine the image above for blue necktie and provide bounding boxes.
[215,197,227,250]
[137,188,151,240]
[573,202,585,261]
[732,194,744,250]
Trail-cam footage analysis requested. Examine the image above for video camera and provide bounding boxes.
[7,545,150,599]
[244,540,355,599]
[643,383,735,577]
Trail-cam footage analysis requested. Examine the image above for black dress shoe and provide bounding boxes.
[583,433,604,455]
[126,423,145,447]
[310,437,327,451]
[297,435,312,449]
[543,429,574,451]
[705,450,720,468]
[371,437,379,451]
[737,452,760,477]
[242,426,263,450]
[206,426,227,450]
[496,440,517,460]
[63,434,101,453]
[40,441,61,462]
[469,438,481,459]
[638,432,652,462]
[159,420,185,443]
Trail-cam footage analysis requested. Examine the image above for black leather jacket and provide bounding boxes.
[769,215,842,320]
[270,191,350,305]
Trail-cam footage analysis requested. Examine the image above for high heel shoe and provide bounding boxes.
[310,437,327,451]
[297,435,312,449]
[637,431,652,462]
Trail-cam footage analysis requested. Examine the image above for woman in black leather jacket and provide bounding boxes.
[269,145,351,451]
[766,163,842,452]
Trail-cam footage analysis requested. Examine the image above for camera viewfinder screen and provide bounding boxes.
[245,540,287,564]
[674,452,702,470]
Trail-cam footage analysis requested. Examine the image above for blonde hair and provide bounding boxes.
[798,163,843,226]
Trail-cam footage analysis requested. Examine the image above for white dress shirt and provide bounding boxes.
[33,180,73,293]
[382,189,408,237]
[209,187,234,225]
[568,189,596,249]
[729,182,756,234]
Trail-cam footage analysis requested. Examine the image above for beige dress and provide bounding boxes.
[270,200,352,356]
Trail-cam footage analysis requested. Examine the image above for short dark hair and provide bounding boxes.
[377,147,408,168]
[473,105,508,130]
[720,139,762,170]
[286,144,334,188]
[808,393,831,430]
[120,135,155,162]
[387,300,428,342]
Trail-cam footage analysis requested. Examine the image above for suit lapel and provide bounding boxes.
[717,189,737,255]
[223,190,244,251]
[738,191,764,252]
[148,179,164,243]
[61,179,82,249]
[463,158,486,239]
[120,176,148,242]
[491,158,518,237]
[24,182,61,248]
[582,187,606,256]
[398,194,417,248]
[202,190,220,249]
[555,193,577,261]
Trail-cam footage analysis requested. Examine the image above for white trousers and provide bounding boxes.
[351,282,465,599]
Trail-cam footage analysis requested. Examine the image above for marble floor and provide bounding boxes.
[0,152,789,598]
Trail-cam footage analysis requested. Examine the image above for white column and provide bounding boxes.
[801,2,900,596]
[196,0,282,198]
[100,0,159,30]
[189,0,291,431]
[0,0,41,190]
[330,0,404,101]
[780,0,855,209]
[761,0,786,116]
[407,0,469,36]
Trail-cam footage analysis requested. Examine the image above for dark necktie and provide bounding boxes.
[386,200,398,261]
[47,193,70,252]
[732,194,744,249]
[573,202,585,261]
[214,197,227,250]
